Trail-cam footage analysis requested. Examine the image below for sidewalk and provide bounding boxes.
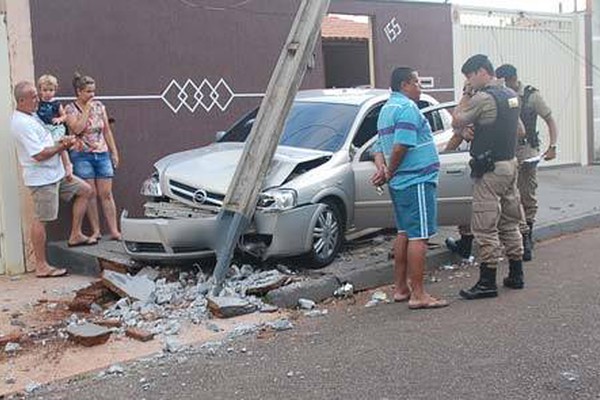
[44,164,600,306]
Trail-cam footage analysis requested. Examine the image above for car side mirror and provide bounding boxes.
[215,131,226,142]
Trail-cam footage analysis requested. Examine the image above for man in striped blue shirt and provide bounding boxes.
[371,67,448,310]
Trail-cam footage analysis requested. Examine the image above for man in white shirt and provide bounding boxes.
[11,81,93,278]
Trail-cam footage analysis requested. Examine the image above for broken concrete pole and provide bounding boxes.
[125,328,154,342]
[207,296,257,319]
[102,270,155,302]
[66,322,112,347]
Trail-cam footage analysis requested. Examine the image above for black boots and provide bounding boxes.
[522,221,534,262]
[459,263,498,300]
[503,259,524,289]
[446,234,474,259]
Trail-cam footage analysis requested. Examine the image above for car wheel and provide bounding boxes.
[303,201,344,269]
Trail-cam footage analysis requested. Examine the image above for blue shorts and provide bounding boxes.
[70,151,114,179]
[390,182,437,240]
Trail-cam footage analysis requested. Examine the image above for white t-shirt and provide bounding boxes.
[11,110,65,187]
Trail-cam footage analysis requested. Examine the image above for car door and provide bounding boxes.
[421,102,473,226]
[351,103,394,230]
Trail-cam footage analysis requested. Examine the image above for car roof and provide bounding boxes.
[296,88,441,107]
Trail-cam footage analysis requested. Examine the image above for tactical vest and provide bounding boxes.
[471,85,520,162]
[520,85,540,148]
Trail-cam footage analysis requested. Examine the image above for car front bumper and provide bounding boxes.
[121,203,325,261]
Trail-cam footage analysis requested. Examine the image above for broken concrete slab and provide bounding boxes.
[207,296,258,319]
[244,270,288,295]
[66,322,112,347]
[125,328,154,342]
[102,270,155,302]
[136,267,160,282]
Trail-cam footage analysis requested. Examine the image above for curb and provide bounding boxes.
[267,213,600,309]
[47,242,101,276]
[533,213,600,243]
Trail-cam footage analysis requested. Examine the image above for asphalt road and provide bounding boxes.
[36,229,600,400]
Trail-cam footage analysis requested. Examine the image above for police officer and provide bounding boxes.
[450,54,525,300]
[495,64,558,261]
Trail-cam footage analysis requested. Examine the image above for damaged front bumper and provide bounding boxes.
[121,203,325,262]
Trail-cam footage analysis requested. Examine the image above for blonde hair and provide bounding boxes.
[37,74,59,89]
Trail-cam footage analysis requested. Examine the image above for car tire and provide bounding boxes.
[302,200,344,269]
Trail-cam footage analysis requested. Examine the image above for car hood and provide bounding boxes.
[156,142,333,195]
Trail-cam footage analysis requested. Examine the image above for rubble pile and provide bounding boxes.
[59,265,292,346]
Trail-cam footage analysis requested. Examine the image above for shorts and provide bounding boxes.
[70,151,114,179]
[390,182,437,240]
[29,176,86,222]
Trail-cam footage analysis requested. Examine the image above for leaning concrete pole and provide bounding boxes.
[212,0,330,294]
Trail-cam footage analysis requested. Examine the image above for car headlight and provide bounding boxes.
[257,189,297,211]
[140,171,162,197]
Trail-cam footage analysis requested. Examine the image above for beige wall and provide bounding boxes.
[1,0,35,274]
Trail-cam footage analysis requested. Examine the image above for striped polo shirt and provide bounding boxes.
[373,91,440,190]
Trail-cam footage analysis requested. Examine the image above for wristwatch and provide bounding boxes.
[549,144,557,150]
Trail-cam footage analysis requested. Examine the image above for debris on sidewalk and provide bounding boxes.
[102,270,155,302]
[125,327,155,342]
[66,322,112,347]
[4,342,21,355]
[303,309,328,318]
[364,290,390,308]
[298,298,316,310]
[333,282,354,299]
[207,296,258,318]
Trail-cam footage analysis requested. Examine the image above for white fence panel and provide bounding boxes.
[453,7,585,166]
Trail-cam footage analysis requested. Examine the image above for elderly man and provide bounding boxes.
[11,81,93,278]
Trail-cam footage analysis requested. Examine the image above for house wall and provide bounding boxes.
[28,0,453,240]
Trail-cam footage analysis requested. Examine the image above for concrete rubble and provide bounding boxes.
[4,263,296,357]
[66,322,112,347]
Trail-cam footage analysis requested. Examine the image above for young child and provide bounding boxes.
[36,74,74,179]
[37,74,67,141]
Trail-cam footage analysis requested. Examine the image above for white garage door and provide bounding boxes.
[453,7,586,166]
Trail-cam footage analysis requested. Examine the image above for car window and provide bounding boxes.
[424,109,445,134]
[219,102,359,152]
[353,104,383,148]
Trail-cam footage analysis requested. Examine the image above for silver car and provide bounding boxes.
[122,89,472,267]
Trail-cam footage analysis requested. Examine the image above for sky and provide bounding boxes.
[412,0,587,13]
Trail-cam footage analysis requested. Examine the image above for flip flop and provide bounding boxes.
[67,237,98,247]
[393,294,410,303]
[408,298,449,310]
[36,268,68,278]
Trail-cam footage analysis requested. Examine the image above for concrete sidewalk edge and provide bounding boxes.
[267,213,600,308]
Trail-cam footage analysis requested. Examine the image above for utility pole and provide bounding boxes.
[211,0,330,294]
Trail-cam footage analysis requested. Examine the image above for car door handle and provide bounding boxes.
[446,169,465,175]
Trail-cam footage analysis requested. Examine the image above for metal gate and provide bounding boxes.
[453,7,586,166]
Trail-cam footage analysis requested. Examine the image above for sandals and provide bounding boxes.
[408,297,449,310]
[67,237,98,247]
[36,267,68,278]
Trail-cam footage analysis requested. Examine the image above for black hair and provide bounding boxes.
[495,64,518,79]
[461,54,494,76]
[390,67,415,92]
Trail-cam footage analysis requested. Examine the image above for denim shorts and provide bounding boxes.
[390,182,437,240]
[70,151,114,179]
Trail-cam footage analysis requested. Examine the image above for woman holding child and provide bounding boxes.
[65,73,121,241]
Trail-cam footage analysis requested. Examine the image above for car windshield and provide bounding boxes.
[219,101,358,152]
